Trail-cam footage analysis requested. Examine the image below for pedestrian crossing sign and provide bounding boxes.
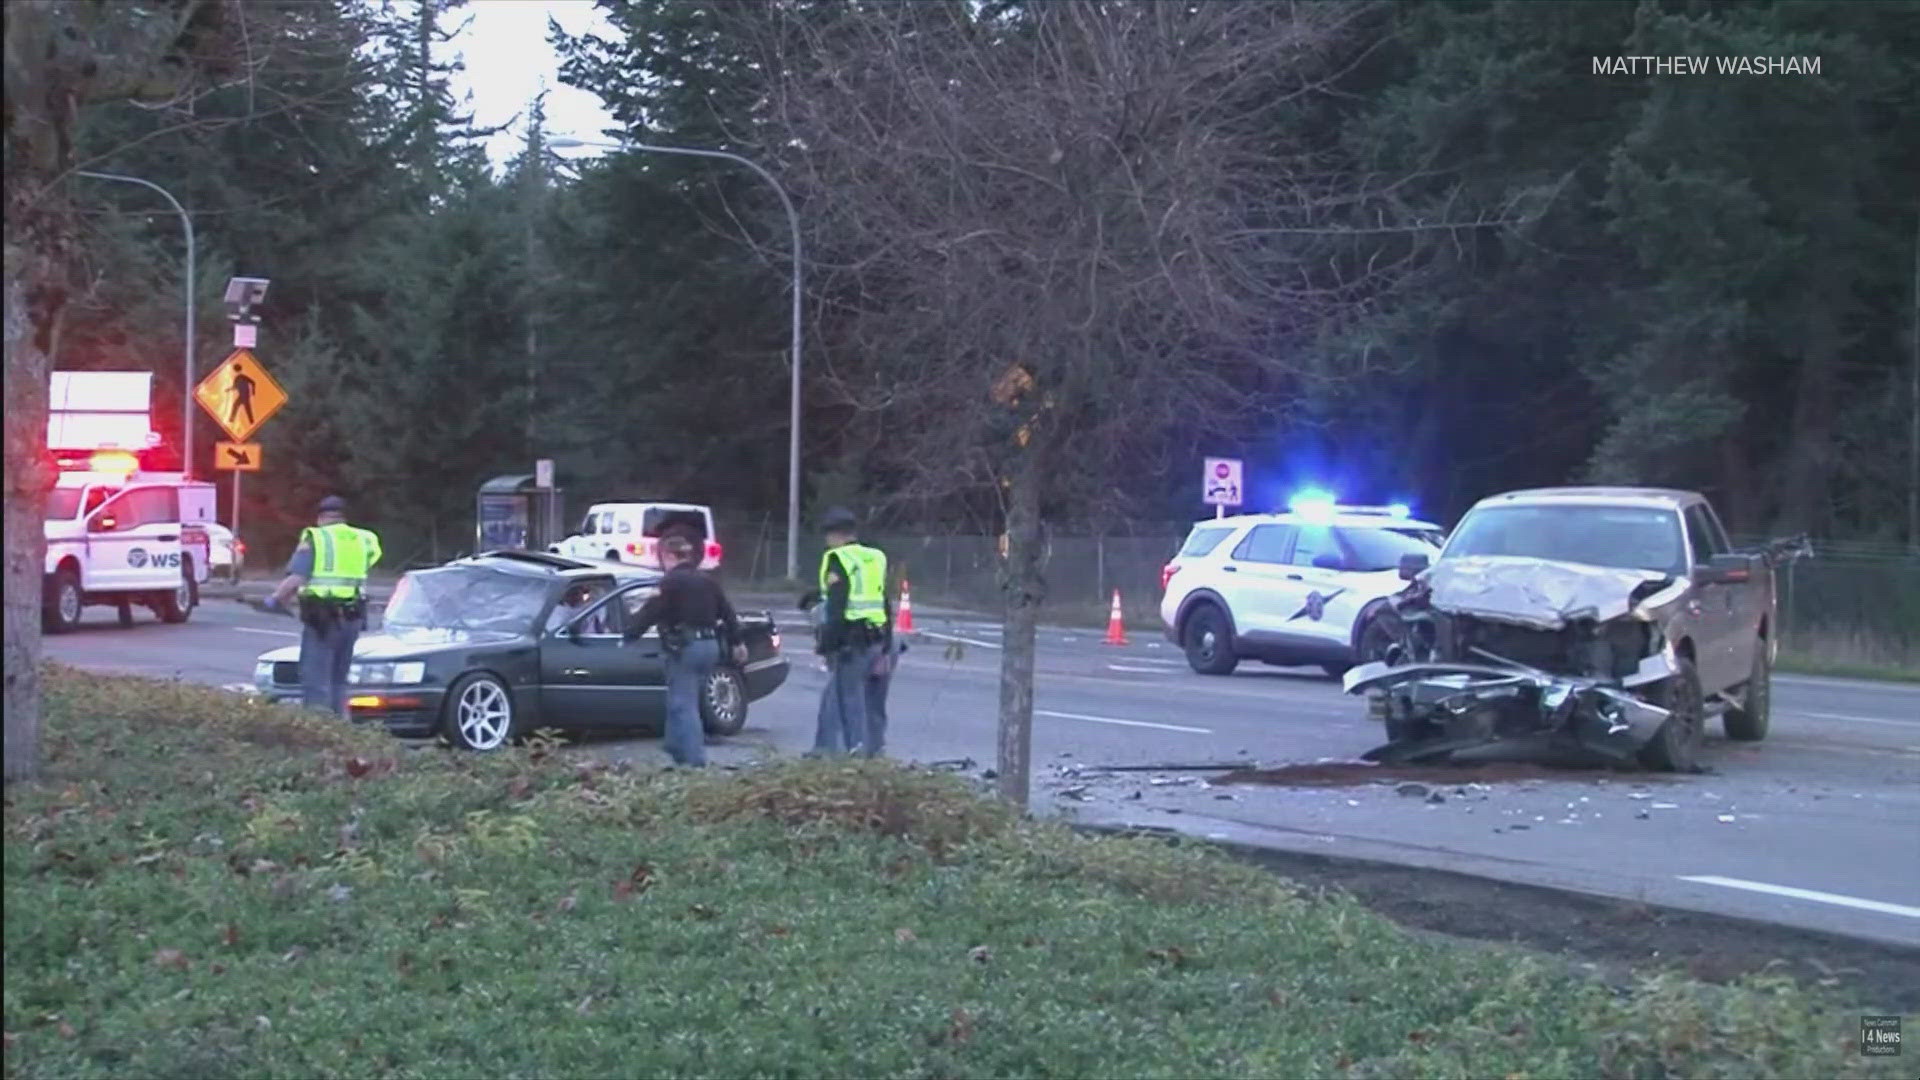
[194,348,287,442]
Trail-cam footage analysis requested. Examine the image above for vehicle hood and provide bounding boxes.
[255,627,524,664]
[1421,555,1686,631]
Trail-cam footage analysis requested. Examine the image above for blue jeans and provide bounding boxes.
[814,642,882,756]
[300,616,362,718]
[664,637,719,767]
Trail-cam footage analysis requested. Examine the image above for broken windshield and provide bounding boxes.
[382,566,552,635]
[1443,505,1686,577]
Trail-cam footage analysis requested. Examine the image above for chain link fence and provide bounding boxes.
[727,522,1919,661]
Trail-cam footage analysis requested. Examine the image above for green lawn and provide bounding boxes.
[4,666,1902,1079]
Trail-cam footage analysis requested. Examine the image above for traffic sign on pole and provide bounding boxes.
[1203,457,1243,508]
[194,349,286,443]
[214,441,262,471]
[535,458,554,489]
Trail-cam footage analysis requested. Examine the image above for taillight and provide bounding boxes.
[1161,562,1180,591]
[769,630,781,652]
[626,541,646,557]
[705,541,723,563]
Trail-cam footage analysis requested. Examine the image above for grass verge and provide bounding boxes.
[1777,627,1919,683]
[5,665,1905,1079]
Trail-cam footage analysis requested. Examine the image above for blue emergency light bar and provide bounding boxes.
[1283,489,1419,521]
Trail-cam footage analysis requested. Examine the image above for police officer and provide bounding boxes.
[806,507,892,757]
[802,590,906,757]
[267,495,383,718]
[624,534,747,768]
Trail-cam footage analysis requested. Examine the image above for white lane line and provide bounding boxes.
[1790,710,1920,729]
[1108,664,1175,674]
[1678,875,1920,920]
[1037,709,1211,734]
[916,629,1001,650]
[233,627,299,637]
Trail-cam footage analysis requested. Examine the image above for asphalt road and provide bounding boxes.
[42,592,1920,949]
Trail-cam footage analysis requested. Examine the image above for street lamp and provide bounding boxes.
[75,171,196,477]
[549,135,805,582]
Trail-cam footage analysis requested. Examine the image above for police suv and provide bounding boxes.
[1159,494,1446,677]
[43,456,216,632]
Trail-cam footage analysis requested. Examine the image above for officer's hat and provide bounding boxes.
[820,507,859,533]
[317,495,347,514]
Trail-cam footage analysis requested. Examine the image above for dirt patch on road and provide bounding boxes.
[1210,760,1680,788]
[1096,831,1920,1011]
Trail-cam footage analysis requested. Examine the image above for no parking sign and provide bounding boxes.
[1203,458,1242,507]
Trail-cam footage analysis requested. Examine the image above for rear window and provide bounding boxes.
[1178,526,1234,557]
[643,508,709,540]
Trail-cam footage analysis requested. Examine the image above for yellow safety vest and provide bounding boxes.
[819,543,887,627]
[300,522,383,599]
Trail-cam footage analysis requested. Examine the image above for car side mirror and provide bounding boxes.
[1398,553,1430,581]
[1695,553,1754,585]
[1311,553,1345,571]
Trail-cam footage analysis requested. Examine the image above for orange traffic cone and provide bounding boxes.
[897,579,915,633]
[1103,589,1129,646]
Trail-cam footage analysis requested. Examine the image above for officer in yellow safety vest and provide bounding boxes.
[805,507,892,756]
[267,495,384,717]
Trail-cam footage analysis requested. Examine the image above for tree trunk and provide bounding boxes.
[3,244,53,782]
[996,452,1045,809]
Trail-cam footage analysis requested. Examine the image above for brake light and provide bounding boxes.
[769,629,781,652]
[626,541,647,558]
[1161,562,1180,591]
[705,541,723,563]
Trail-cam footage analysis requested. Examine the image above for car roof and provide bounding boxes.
[1196,510,1445,532]
[1470,486,1702,511]
[587,502,711,514]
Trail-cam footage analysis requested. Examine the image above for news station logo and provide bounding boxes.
[1861,1015,1900,1057]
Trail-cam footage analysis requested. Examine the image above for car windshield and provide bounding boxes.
[1339,526,1445,572]
[1444,505,1686,577]
[382,565,553,635]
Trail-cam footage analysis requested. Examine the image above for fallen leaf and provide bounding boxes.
[508,777,533,800]
[555,893,578,913]
[574,995,594,1015]
[766,924,792,937]
[1268,990,1289,1007]
[58,1021,76,1039]
[949,1008,974,1044]
[251,858,280,875]
[968,945,992,964]
[282,946,307,964]
[210,963,226,975]
[895,927,917,944]
[687,903,717,920]
[152,948,189,971]
[345,757,372,778]
[1408,1030,1429,1043]
[397,952,415,976]
[4,1031,18,1049]
[222,923,240,948]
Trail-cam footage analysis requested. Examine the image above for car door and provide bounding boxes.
[84,486,176,591]
[1682,503,1737,690]
[1280,524,1355,651]
[536,578,651,726]
[1220,524,1299,636]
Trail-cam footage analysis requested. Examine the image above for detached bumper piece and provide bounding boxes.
[1341,653,1676,766]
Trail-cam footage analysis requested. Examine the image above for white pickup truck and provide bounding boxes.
[44,468,216,632]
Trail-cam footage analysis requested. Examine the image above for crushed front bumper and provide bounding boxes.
[1340,652,1677,766]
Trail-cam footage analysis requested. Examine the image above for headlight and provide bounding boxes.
[253,661,275,687]
[349,662,426,685]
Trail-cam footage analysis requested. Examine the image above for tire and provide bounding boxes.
[701,665,748,736]
[118,601,136,628]
[1722,640,1771,742]
[604,550,621,564]
[1639,654,1705,772]
[44,567,83,634]
[442,672,518,751]
[1182,603,1238,676]
[157,560,196,624]
[1353,606,1399,666]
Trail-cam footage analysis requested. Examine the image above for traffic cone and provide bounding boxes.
[897,579,915,633]
[1103,589,1129,646]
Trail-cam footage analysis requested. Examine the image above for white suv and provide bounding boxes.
[549,502,721,571]
[1159,499,1445,677]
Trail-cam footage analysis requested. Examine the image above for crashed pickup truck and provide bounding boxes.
[1342,487,1809,772]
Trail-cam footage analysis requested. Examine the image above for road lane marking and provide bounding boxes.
[1036,709,1211,734]
[233,627,299,637]
[1678,875,1920,920]
[916,629,1001,650]
[1790,710,1920,729]
[1107,664,1175,674]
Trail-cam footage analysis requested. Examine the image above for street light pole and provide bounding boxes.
[550,136,804,581]
[76,171,195,477]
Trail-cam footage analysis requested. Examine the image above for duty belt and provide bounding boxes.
[672,627,718,640]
